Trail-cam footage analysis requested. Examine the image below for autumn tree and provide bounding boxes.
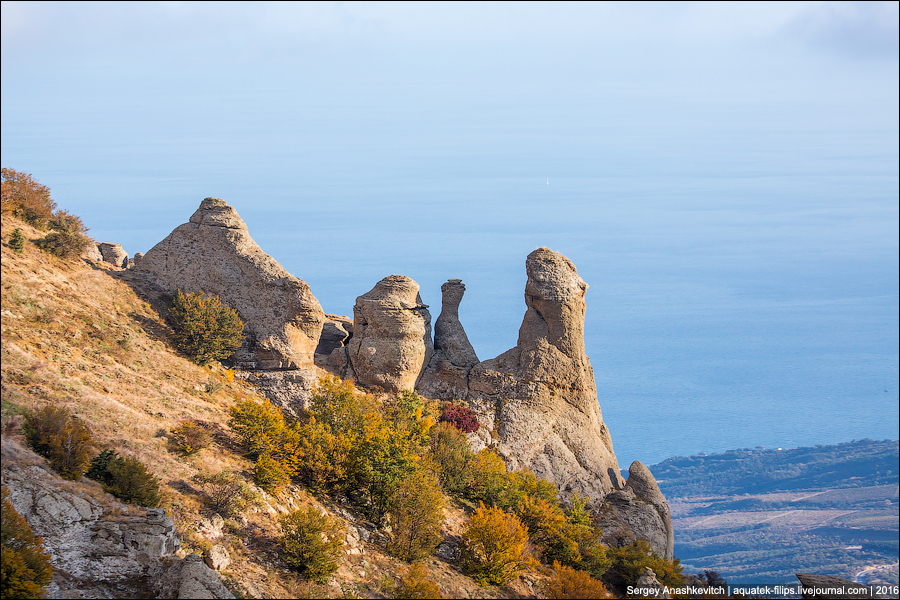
[461,503,537,586]
[228,397,285,458]
[169,290,244,365]
[546,562,612,599]
[1,486,52,599]
[278,506,344,582]
[23,406,94,480]
[1,168,56,228]
[393,562,442,599]
[35,209,91,258]
[386,469,445,562]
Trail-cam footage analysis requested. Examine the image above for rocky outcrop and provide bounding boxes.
[156,554,234,599]
[419,248,621,503]
[98,242,128,267]
[595,461,674,560]
[795,573,875,599]
[0,444,232,599]
[236,368,320,416]
[635,567,671,598]
[417,279,479,400]
[82,243,103,263]
[316,314,353,357]
[136,198,325,369]
[348,275,433,392]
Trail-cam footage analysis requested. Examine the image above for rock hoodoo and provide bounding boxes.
[348,275,433,392]
[98,242,128,268]
[414,248,622,503]
[417,279,479,400]
[136,198,325,369]
[595,460,675,560]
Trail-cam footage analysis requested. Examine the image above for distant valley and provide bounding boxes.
[647,439,899,584]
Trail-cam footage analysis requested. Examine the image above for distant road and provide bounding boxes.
[854,562,899,585]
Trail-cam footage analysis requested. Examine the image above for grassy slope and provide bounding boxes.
[1,215,534,599]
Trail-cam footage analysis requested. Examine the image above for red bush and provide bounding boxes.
[439,403,479,433]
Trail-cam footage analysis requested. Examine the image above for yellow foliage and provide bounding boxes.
[1,486,52,599]
[387,469,445,562]
[465,449,510,505]
[228,397,285,458]
[394,562,442,599]
[461,503,537,586]
[546,561,613,599]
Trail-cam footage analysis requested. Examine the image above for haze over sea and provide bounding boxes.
[2,2,898,468]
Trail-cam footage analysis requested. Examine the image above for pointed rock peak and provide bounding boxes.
[434,278,478,368]
[525,247,587,303]
[625,461,666,505]
[189,197,247,230]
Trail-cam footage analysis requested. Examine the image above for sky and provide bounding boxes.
[2,2,898,467]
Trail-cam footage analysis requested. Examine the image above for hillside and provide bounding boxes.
[0,214,548,599]
[649,442,900,585]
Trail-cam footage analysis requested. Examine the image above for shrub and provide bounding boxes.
[169,289,245,365]
[278,506,344,582]
[35,209,91,258]
[228,397,285,459]
[171,420,213,455]
[386,469,445,562]
[464,449,511,506]
[1,486,52,599]
[605,540,684,590]
[255,453,290,494]
[192,472,257,517]
[428,422,474,496]
[23,406,94,480]
[286,419,351,493]
[8,228,24,253]
[546,561,612,599]
[439,403,479,433]
[86,449,162,507]
[1,168,56,228]
[460,503,537,586]
[394,562,442,599]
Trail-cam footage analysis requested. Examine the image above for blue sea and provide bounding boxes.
[2,36,898,469]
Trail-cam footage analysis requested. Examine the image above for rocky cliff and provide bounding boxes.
[136,198,325,370]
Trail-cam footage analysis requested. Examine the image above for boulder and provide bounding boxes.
[418,279,479,400]
[136,198,325,369]
[453,248,622,502]
[348,275,433,392]
[595,461,674,560]
[82,243,103,263]
[204,545,230,572]
[98,243,128,267]
[157,554,234,599]
[635,567,670,599]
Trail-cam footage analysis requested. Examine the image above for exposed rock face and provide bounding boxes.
[316,313,353,356]
[236,368,320,416]
[98,242,128,267]
[417,279,479,400]
[136,198,325,369]
[1,445,232,599]
[795,574,875,599]
[157,554,234,599]
[595,461,674,560]
[349,275,433,392]
[82,243,103,263]
[430,248,620,503]
[204,545,230,572]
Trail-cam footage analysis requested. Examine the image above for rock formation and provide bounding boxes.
[635,567,671,599]
[417,248,621,503]
[98,242,128,267]
[417,279,479,400]
[1,445,233,599]
[348,275,433,392]
[136,198,325,369]
[316,314,353,357]
[595,461,675,560]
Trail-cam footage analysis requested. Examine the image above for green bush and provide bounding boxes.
[34,209,91,258]
[86,449,162,507]
[278,506,344,582]
[23,406,94,480]
[428,422,475,496]
[8,228,24,253]
[169,289,245,365]
[605,540,684,590]
[228,397,285,459]
[1,486,52,600]
[386,469,445,562]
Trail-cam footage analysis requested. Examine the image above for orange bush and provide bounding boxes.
[546,561,612,599]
